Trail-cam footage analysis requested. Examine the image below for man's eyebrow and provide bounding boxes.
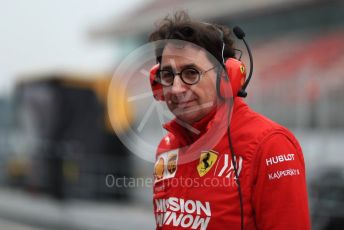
[160,65,172,70]
[161,63,198,70]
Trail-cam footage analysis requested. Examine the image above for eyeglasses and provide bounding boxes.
[157,66,216,86]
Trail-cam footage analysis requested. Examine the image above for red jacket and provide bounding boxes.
[153,98,310,230]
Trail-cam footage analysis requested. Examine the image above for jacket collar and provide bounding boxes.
[163,98,248,145]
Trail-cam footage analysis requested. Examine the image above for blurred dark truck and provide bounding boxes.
[6,73,132,200]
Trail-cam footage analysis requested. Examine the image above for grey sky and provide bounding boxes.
[0,0,146,96]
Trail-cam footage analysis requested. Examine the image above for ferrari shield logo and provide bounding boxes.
[240,65,245,74]
[197,150,218,177]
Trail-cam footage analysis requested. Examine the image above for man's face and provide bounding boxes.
[161,43,218,124]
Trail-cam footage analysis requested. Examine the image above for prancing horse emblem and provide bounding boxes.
[197,150,218,177]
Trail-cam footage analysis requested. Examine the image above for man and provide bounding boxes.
[149,11,310,230]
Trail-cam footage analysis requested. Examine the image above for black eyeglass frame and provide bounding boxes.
[157,66,217,86]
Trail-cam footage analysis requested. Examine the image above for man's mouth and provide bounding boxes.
[175,100,196,108]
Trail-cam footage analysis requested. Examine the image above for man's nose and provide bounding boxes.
[171,75,187,94]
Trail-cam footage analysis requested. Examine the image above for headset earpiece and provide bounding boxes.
[150,64,165,101]
[221,58,246,98]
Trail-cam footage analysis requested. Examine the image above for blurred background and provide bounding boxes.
[0,0,343,229]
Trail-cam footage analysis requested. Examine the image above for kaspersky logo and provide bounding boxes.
[155,197,211,229]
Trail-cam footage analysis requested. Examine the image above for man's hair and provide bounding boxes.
[149,11,235,65]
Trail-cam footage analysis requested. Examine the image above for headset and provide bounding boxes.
[149,24,254,230]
